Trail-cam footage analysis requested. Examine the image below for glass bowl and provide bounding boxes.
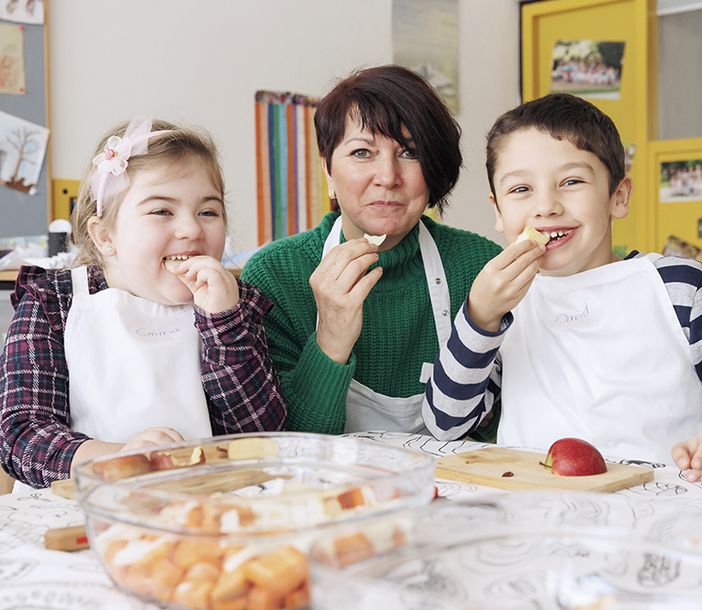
[74,432,435,610]
[310,491,702,610]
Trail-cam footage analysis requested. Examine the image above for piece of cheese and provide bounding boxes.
[516,226,549,246]
[363,233,387,247]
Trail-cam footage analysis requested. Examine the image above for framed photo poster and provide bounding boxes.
[521,0,656,255]
[649,137,702,257]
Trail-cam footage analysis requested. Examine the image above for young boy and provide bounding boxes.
[422,93,702,479]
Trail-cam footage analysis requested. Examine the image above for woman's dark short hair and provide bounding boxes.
[486,93,625,202]
[314,65,462,214]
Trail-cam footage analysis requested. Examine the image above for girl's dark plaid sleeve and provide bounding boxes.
[195,279,286,434]
[0,291,87,488]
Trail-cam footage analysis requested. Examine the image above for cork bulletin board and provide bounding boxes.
[0,0,50,238]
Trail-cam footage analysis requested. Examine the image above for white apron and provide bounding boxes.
[64,266,212,442]
[498,254,702,464]
[13,267,212,493]
[320,216,451,433]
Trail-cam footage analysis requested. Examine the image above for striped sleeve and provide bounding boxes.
[422,298,510,440]
[644,252,702,381]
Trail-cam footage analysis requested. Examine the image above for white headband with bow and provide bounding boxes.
[89,116,170,216]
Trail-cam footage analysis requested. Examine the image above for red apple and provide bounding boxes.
[150,446,206,471]
[541,438,607,476]
[93,454,152,481]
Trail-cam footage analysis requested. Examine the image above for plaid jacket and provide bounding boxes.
[0,266,286,488]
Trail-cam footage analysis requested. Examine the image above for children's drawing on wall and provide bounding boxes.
[0,22,25,95]
[660,160,702,203]
[0,110,49,196]
[0,0,44,25]
[550,40,624,100]
[392,0,458,113]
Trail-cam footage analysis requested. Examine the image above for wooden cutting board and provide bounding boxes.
[436,447,653,492]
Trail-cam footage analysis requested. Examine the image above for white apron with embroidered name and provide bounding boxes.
[64,266,212,442]
[498,254,702,464]
[320,217,451,433]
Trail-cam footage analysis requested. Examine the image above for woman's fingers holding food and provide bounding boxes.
[314,239,378,280]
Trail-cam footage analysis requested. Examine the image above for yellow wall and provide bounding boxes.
[522,0,656,254]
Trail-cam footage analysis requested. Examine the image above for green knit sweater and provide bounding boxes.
[241,212,502,434]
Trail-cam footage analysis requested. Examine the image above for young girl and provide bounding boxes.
[0,117,286,488]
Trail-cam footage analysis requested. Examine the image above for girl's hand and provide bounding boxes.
[171,255,240,313]
[468,239,545,332]
[120,427,185,453]
[310,238,383,364]
[672,433,702,482]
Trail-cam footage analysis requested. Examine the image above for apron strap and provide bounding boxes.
[320,217,452,385]
[418,221,451,348]
[70,266,90,296]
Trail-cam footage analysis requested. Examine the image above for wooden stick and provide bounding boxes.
[44,525,89,551]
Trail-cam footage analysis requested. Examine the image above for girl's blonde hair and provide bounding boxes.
[72,119,226,268]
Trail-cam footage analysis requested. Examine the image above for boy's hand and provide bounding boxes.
[468,239,545,332]
[672,433,702,482]
[171,255,240,313]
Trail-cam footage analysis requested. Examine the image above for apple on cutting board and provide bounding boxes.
[541,438,607,476]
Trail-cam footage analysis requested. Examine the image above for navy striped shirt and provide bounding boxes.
[423,252,702,440]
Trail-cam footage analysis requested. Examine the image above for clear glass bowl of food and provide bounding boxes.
[74,432,435,610]
[311,491,702,610]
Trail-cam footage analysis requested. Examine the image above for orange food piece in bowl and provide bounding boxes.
[173,538,223,568]
[185,561,221,583]
[337,487,366,509]
[284,582,310,609]
[243,546,308,597]
[173,579,214,609]
[212,596,248,610]
[151,558,184,602]
[333,532,374,567]
[247,586,284,610]
[212,567,250,602]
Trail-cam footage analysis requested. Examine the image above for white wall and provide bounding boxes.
[49,0,520,251]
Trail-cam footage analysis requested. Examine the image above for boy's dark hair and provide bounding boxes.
[486,93,625,200]
[314,64,462,214]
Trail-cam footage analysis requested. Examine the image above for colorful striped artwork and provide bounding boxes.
[255,91,331,244]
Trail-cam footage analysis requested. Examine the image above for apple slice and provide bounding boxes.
[362,233,386,247]
[93,454,153,481]
[516,226,549,246]
[150,446,206,471]
[541,437,607,476]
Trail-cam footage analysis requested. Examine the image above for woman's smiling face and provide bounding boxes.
[324,114,430,251]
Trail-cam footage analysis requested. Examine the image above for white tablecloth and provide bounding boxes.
[1,432,701,609]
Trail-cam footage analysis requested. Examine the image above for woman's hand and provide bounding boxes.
[310,238,383,364]
[672,433,702,482]
[171,255,240,313]
[468,239,545,332]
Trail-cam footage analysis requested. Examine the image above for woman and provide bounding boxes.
[241,65,501,435]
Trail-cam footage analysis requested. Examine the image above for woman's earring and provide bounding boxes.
[328,189,336,200]
[105,245,113,254]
